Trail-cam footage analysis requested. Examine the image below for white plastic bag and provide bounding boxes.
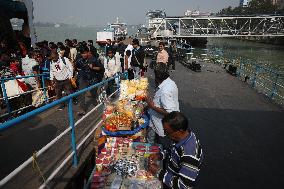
[32,90,47,107]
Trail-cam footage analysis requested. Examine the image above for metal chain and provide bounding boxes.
[32,151,49,189]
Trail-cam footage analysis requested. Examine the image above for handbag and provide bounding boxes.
[16,79,29,92]
[3,80,22,97]
[32,90,47,107]
[70,77,77,88]
[131,55,140,67]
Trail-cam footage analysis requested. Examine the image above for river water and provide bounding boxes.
[35,26,284,72]
[206,38,284,72]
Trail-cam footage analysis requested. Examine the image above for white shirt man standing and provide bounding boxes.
[21,54,39,89]
[124,44,134,79]
[146,63,179,146]
[104,50,121,78]
[49,51,73,110]
[104,49,121,95]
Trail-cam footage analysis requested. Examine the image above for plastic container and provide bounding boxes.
[96,159,103,172]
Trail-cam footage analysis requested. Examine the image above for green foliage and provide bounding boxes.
[218,0,280,15]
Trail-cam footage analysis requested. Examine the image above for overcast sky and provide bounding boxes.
[33,0,239,26]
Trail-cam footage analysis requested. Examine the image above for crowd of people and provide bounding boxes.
[0,38,101,116]
[0,36,155,117]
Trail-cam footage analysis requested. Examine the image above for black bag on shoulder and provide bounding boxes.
[130,55,140,67]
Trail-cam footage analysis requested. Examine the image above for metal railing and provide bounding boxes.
[0,74,51,119]
[208,49,284,106]
[0,72,127,188]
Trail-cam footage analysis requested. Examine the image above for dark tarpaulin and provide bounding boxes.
[0,0,30,50]
[0,0,28,19]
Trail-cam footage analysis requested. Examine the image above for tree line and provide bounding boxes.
[218,0,284,15]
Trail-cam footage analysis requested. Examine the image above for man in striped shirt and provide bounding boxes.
[149,111,203,189]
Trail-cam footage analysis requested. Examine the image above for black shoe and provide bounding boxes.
[77,111,86,116]
[58,104,65,111]
[73,100,78,105]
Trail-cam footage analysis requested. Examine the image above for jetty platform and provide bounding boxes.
[159,61,284,189]
[0,95,102,188]
[1,60,284,188]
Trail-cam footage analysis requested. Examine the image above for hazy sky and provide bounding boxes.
[33,0,239,26]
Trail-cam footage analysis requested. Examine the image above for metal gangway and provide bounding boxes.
[151,15,284,37]
[0,73,126,189]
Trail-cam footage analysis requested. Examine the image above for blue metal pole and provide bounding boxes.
[0,74,47,81]
[117,73,121,93]
[1,80,11,114]
[41,76,48,103]
[68,98,78,167]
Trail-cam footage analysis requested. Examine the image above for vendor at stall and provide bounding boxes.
[149,111,203,189]
[146,63,179,146]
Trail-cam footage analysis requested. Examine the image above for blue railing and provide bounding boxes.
[0,74,49,117]
[0,72,127,188]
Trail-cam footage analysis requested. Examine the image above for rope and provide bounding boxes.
[32,151,48,188]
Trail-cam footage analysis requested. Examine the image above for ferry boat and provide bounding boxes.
[135,25,150,46]
[146,10,173,39]
[143,9,207,47]
[96,17,127,46]
[54,23,61,28]
[109,17,127,39]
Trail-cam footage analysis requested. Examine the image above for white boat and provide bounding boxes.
[96,17,127,46]
[184,10,211,17]
[108,17,127,39]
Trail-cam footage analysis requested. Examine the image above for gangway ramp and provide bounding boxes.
[0,89,105,188]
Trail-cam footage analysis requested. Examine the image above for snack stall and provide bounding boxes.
[89,78,163,189]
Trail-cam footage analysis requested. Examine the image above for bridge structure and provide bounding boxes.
[150,15,284,38]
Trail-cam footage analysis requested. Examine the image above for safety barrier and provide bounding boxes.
[208,48,284,106]
[0,74,52,119]
[0,72,127,188]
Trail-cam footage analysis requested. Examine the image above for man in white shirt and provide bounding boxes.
[21,53,39,89]
[104,49,121,95]
[124,44,134,79]
[49,51,73,110]
[146,63,179,146]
